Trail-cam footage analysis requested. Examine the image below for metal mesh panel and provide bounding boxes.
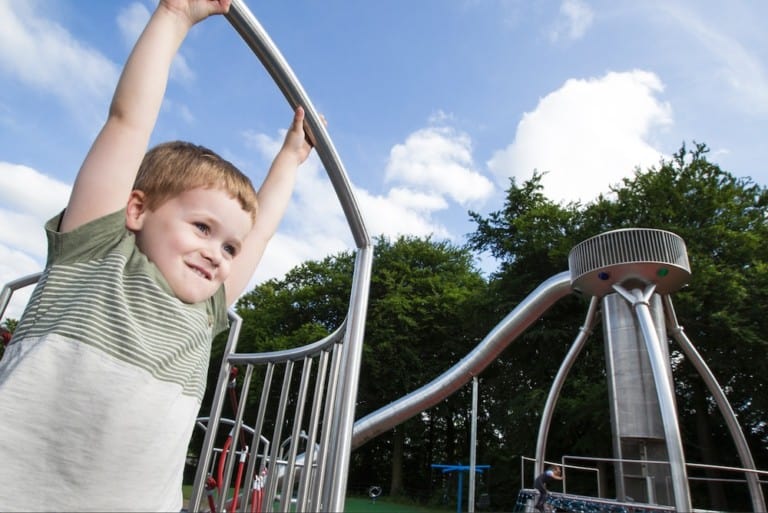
[568,229,691,297]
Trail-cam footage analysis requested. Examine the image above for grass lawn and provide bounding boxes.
[345,496,450,513]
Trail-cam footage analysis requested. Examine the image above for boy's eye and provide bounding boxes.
[223,244,236,257]
[194,222,210,234]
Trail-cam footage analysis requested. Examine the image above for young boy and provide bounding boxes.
[0,0,315,510]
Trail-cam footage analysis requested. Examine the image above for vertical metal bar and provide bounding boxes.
[601,295,625,501]
[281,357,314,510]
[296,350,331,511]
[190,312,244,510]
[218,364,254,512]
[267,361,294,512]
[325,248,374,511]
[468,376,478,513]
[244,363,275,513]
[535,296,600,484]
[314,343,344,509]
[613,285,691,511]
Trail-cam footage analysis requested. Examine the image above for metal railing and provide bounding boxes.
[520,454,768,512]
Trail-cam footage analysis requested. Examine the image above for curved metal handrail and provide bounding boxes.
[228,321,347,365]
[226,0,369,249]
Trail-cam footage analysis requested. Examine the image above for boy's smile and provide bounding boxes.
[126,186,254,304]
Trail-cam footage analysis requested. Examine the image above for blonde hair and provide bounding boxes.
[133,141,258,223]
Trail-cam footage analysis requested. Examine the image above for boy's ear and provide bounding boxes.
[125,190,147,231]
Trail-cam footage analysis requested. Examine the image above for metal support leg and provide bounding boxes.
[535,296,600,481]
[663,295,766,512]
[613,285,692,512]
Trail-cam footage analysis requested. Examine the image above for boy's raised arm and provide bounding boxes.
[61,0,231,233]
[225,106,315,306]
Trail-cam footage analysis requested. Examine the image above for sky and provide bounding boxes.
[1,0,768,320]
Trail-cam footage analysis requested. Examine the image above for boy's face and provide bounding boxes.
[126,187,253,304]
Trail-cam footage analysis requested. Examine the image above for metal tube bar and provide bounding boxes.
[281,357,314,510]
[613,285,691,511]
[313,343,343,510]
[296,350,331,512]
[325,247,374,511]
[226,0,369,248]
[221,3,375,510]
[244,363,275,512]
[218,364,255,512]
[228,323,345,365]
[534,296,600,488]
[0,272,40,319]
[468,376,478,513]
[190,311,244,510]
[663,295,766,511]
[269,361,294,512]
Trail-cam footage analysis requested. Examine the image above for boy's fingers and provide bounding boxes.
[304,129,316,148]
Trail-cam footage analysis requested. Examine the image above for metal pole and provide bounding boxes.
[664,295,766,512]
[468,377,478,513]
[613,284,692,511]
[534,297,599,482]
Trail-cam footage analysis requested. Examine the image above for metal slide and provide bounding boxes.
[351,271,573,449]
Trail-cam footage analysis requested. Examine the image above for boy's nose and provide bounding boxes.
[201,244,221,267]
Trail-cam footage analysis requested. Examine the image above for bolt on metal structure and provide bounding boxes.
[533,228,765,512]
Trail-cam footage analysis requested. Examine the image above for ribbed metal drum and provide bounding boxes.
[568,228,691,297]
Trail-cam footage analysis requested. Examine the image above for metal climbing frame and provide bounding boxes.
[0,2,372,511]
[188,1,373,512]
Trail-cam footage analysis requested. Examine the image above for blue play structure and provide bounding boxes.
[432,463,490,513]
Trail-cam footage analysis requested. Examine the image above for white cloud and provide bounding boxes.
[0,163,70,217]
[488,70,672,205]
[0,163,70,259]
[0,0,117,122]
[549,0,594,43]
[0,162,68,322]
[0,244,41,321]
[240,119,467,290]
[385,124,494,207]
[357,188,451,241]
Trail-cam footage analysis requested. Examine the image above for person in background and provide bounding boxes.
[534,464,563,512]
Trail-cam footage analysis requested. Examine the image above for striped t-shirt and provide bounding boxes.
[0,209,229,511]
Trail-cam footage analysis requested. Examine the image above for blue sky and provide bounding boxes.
[2,0,768,319]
